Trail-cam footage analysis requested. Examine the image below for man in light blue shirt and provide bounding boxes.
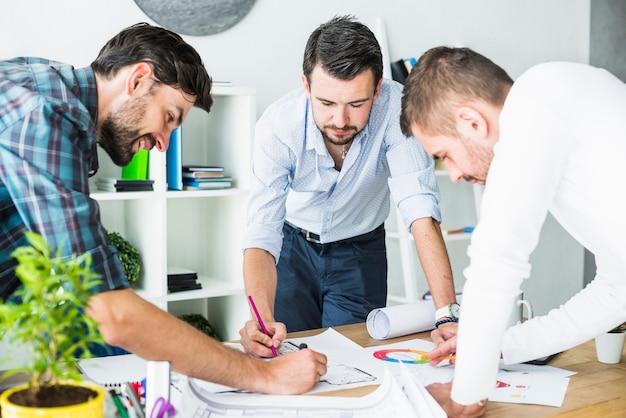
[240,16,459,355]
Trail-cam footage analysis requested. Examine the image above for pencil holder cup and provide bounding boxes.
[595,331,626,364]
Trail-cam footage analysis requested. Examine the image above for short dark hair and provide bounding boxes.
[302,15,383,87]
[91,22,213,113]
[400,46,513,137]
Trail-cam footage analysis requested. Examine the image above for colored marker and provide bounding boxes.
[109,390,130,418]
[248,295,278,357]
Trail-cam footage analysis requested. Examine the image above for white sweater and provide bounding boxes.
[451,62,626,405]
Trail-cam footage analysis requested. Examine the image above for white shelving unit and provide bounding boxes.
[89,85,256,341]
[386,168,586,318]
[386,170,483,305]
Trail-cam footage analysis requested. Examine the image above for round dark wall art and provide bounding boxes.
[134,0,256,36]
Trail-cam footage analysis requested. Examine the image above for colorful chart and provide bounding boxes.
[373,348,434,364]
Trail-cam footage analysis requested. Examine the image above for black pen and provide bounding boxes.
[285,341,308,351]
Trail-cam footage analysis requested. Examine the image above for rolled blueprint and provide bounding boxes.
[366,300,436,339]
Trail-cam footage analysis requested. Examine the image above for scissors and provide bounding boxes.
[150,396,176,418]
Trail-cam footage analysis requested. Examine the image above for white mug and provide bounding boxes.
[507,293,533,328]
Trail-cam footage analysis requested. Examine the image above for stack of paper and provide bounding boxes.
[95,178,154,192]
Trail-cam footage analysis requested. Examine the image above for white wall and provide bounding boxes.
[0,0,590,116]
[0,0,590,315]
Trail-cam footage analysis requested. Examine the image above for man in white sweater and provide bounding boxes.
[400,46,626,417]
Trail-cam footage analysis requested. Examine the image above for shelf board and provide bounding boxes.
[91,190,162,201]
[165,188,245,199]
[165,276,244,302]
[91,188,248,201]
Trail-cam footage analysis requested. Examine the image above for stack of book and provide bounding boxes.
[96,178,154,192]
[182,165,232,190]
[167,266,202,293]
[390,57,417,85]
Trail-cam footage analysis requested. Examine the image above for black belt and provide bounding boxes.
[284,221,384,245]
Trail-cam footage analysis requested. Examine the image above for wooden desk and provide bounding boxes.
[289,323,626,418]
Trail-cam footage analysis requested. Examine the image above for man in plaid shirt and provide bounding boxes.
[0,22,326,394]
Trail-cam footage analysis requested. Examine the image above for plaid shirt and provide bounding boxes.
[0,57,129,299]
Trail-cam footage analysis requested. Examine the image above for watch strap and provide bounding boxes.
[435,302,460,320]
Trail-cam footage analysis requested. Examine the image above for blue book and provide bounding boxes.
[166,127,182,190]
[182,179,231,190]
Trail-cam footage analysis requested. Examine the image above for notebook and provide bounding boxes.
[77,354,147,387]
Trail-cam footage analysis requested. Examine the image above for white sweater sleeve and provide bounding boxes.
[450,70,575,405]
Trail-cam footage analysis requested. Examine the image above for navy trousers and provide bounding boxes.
[275,222,387,332]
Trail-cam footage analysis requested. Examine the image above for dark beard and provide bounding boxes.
[320,125,359,146]
[98,119,138,166]
[97,95,151,166]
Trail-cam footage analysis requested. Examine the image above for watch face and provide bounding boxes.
[450,303,460,318]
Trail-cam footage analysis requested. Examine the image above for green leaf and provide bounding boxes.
[1,232,106,388]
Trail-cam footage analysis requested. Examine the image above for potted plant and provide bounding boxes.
[0,231,107,417]
[595,323,626,364]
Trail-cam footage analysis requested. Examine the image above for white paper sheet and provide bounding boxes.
[193,328,383,395]
[488,362,574,407]
[362,338,574,407]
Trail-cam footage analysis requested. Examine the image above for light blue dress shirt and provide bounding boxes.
[243,79,441,262]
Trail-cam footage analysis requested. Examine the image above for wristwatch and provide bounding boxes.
[435,302,461,321]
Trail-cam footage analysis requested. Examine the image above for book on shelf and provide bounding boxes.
[403,57,417,74]
[182,178,232,190]
[391,59,409,84]
[167,266,202,293]
[166,127,183,190]
[168,266,198,280]
[183,165,225,173]
[390,57,416,85]
[183,183,230,190]
[182,171,225,179]
[95,178,154,192]
[182,176,231,183]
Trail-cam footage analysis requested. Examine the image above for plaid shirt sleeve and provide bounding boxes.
[0,57,129,299]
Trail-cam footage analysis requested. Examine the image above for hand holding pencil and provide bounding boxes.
[248,295,279,357]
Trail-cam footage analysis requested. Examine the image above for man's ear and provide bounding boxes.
[125,62,154,96]
[456,106,488,139]
[301,74,311,97]
[373,78,383,101]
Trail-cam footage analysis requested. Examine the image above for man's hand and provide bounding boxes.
[262,349,328,394]
[239,319,286,357]
[431,321,458,346]
[427,382,488,418]
[428,333,458,366]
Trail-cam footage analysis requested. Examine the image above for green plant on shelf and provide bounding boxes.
[107,231,141,286]
[608,324,626,333]
[179,313,221,342]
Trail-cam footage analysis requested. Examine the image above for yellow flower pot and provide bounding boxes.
[0,381,105,418]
